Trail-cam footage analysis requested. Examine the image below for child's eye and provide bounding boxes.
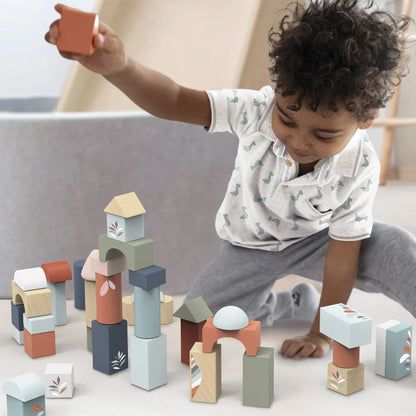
[316,135,335,142]
[279,116,297,128]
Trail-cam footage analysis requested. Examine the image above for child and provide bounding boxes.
[45,1,414,359]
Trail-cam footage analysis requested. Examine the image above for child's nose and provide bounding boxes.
[289,134,310,150]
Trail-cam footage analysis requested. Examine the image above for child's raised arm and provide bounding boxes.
[45,3,211,127]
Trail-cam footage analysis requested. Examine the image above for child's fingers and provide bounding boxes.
[54,3,66,14]
[45,20,60,45]
[281,340,303,358]
[294,343,316,359]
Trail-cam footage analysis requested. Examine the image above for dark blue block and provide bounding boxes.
[11,301,25,331]
[92,319,128,375]
[129,265,166,290]
[73,259,86,310]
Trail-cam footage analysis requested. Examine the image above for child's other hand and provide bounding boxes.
[44,3,127,77]
[280,332,331,359]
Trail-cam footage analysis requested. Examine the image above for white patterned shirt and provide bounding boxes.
[206,86,380,251]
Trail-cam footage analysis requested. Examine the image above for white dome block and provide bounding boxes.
[13,267,47,291]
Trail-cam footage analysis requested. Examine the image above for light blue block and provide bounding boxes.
[6,395,46,416]
[47,281,67,326]
[385,323,412,380]
[320,303,372,348]
[133,286,161,339]
[130,333,167,390]
[106,213,144,242]
[23,314,55,335]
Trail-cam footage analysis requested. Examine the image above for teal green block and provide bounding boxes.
[47,281,67,326]
[99,234,154,271]
[23,314,55,335]
[133,286,161,339]
[320,303,372,348]
[106,213,144,242]
[6,395,46,416]
[386,323,412,380]
[130,333,167,390]
[86,326,92,352]
[243,347,274,408]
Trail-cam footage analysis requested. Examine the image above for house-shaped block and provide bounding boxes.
[104,192,146,243]
[3,372,45,416]
[173,297,213,365]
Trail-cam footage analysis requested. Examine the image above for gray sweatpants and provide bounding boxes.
[185,221,416,326]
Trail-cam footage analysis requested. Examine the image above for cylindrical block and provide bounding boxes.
[73,259,86,310]
[333,341,360,368]
[133,286,161,339]
[95,273,122,325]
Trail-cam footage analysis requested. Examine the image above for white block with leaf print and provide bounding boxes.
[45,363,74,399]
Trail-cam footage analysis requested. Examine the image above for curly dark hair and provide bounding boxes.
[268,0,411,122]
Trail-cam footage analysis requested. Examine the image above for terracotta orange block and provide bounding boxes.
[24,329,56,358]
[41,260,72,283]
[202,318,261,356]
[181,319,206,365]
[95,272,122,325]
[57,6,99,55]
[333,341,360,368]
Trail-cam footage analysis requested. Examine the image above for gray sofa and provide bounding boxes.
[1,110,237,298]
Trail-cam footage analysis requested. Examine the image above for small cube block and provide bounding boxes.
[376,320,412,380]
[24,329,56,358]
[45,363,74,398]
[327,362,364,395]
[23,314,55,335]
[57,6,99,55]
[130,333,167,390]
[320,303,372,348]
[129,265,166,290]
[92,320,128,375]
[11,301,25,331]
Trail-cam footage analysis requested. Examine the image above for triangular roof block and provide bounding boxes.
[104,192,146,218]
[173,296,213,323]
[3,372,44,402]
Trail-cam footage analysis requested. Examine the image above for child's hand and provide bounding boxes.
[44,3,127,77]
[280,332,331,359]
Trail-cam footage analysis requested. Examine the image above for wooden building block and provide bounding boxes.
[84,279,97,328]
[45,362,74,398]
[161,295,174,325]
[81,250,98,281]
[57,5,99,55]
[12,281,52,319]
[3,372,45,416]
[86,326,92,352]
[11,301,25,331]
[190,342,221,403]
[73,259,86,310]
[99,234,154,271]
[320,303,372,348]
[12,325,24,345]
[243,347,274,408]
[41,260,72,284]
[92,319,128,375]
[174,296,213,323]
[122,295,134,325]
[13,267,47,291]
[180,319,205,365]
[203,318,261,357]
[333,341,360,368]
[23,314,55,335]
[104,192,146,242]
[95,272,122,325]
[130,333,167,390]
[376,320,412,380]
[133,286,160,339]
[24,329,56,358]
[88,249,127,277]
[327,362,364,395]
[47,281,67,326]
[129,265,166,290]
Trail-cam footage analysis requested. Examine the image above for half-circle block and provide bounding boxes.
[14,267,47,291]
[202,318,260,356]
[41,261,72,283]
[2,372,44,402]
[99,234,154,272]
[12,281,52,318]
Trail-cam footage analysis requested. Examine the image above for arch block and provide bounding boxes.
[99,234,154,272]
[202,318,260,357]
[12,281,52,318]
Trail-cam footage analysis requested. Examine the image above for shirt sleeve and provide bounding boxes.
[328,162,380,241]
[205,86,273,136]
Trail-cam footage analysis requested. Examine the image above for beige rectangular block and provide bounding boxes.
[122,295,134,325]
[84,279,97,328]
[12,281,52,318]
[161,295,174,325]
[327,362,364,396]
[190,342,221,403]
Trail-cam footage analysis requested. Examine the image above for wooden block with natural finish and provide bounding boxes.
[190,342,221,403]
[333,341,360,368]
[327,362,364,396]
[203,318,260,357]
[84,279,97,328]
[161,295,174,325]
[12,281,52,318]
[122,295,134,325]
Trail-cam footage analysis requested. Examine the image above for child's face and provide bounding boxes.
[271,93,372,167]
